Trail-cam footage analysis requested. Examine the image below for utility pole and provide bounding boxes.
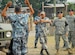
[42,2,44,11]
[54,0,56,17]
[64,3,68,16]
[65,4,68,16]
[63,0,68,16]
[0,2,1,8]
[0,0,2,10]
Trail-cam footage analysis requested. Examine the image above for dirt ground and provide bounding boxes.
[0,36,75,55]
[27,36,75,55]
[0,23,75,55]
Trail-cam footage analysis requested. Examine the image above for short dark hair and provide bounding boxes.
[68,9,74,12]
[15,5,21,12]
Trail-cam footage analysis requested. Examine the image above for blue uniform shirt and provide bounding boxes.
[34,16,40,30]
[24,13,30,24]
[7,13,30,38]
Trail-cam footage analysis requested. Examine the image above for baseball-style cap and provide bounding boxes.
[40,11,45,15]
[68,9,74,11]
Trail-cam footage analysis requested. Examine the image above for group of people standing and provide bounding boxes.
[34,9,75,55]
[34,11,50,55]
[1,0,75,55]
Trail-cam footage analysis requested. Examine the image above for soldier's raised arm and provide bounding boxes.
[1,1,12,17]
[24,0,34,15]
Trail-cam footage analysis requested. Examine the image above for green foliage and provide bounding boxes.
[68,3,75,11]
[1,0,42,16]
[49,0,53,4]
[1,0,12,9]
[30,0,41,10]
[29,0,42,16]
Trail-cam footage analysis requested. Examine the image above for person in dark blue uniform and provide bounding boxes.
[34,11,41,48]
[1,0,34,55]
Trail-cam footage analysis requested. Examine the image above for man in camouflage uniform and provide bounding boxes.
[1,0,34,55]
[34,11,41,48]
[52,11,72,55]
[38,11,50,55]
[64,9,75,49]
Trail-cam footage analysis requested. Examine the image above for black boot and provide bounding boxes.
[34,43,37,48]
[40,49,44,55]
[45,49,50,55]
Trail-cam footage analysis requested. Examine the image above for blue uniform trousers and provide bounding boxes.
[12,37,27,55]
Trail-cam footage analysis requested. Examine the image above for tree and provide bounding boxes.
[30,0,41,10]
[1,0,12,9]
[68,3,75,11]
[57,0,67,3]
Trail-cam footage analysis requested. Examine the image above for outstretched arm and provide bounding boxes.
[24,0,34,15]
[1,1,12,17]
[40,19,51,23]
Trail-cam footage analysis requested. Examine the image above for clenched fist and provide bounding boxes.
[6,1,12,7]
[24,0,30,5]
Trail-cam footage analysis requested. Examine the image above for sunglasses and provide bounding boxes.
[57,12,63,14]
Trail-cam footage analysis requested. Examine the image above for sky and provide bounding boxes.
[67,0,75,3]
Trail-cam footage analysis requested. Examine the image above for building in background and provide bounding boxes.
[43,4,67,19]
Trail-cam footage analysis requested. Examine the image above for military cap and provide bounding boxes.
[40,11,45,15]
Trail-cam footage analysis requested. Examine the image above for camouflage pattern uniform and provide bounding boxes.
[24,13,30,44]
[39,17,50,55]
[66,15,75,48]
[52,17,70,50]
[34,16,40,47]
[7,14,29,55]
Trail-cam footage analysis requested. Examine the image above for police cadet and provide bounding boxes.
[52,11,72,55]
[64,9,75,49]
[34,11,41,48]
[1,0,34,55]
[38,11,51,55]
